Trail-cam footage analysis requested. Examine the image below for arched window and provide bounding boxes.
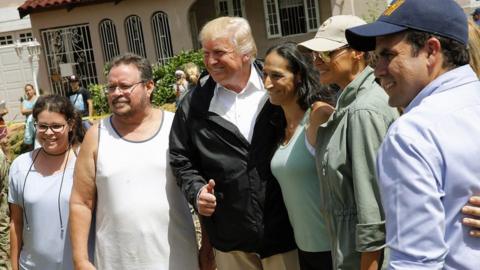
[99,19,120,62]
[125,15,146,57]
[151,11,173,65]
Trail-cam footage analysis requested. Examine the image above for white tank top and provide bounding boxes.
[95,111,198,270]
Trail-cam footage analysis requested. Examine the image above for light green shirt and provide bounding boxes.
[271,111,330,252]
[315,66,398,269]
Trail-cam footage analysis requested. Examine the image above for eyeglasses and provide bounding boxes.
[35,123,67,133]
[312,45,350,63]
[104,81,145,94]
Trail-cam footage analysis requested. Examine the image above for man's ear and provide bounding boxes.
[425,37,442,65]
[242,54,251,63]
[145,80,155,96]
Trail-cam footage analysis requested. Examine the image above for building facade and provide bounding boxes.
[0,0,35,121]
[17,0,474,98]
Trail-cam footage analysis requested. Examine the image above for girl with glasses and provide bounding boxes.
[8,95,86,270]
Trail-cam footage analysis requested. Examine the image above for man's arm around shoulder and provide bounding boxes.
[70,123,98,270]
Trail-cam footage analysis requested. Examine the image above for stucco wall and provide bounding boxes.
[29,0,195,92]
[246,0,331,58]
[26,0,476,95]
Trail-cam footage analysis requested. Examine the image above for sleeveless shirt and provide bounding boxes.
[8,151,76,270]
[95,111,198,270]
[271,111,330,252]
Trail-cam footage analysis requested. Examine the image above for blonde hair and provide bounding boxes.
[468,19,480,78]
[199,16,257,62]
[183,62,200,85]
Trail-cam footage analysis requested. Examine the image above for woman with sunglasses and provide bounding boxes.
[263,42,336,270]
[8,95,85,270]
[298,15,399,270]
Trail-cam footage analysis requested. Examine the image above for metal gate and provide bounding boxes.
[41,24,98,95]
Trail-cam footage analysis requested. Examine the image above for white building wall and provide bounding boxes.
[0,1,35,121]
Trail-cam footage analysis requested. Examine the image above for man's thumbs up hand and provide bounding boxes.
[197,179,217,216]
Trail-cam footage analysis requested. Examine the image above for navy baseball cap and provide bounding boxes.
[473,8,480,16]
[346,0,468,51]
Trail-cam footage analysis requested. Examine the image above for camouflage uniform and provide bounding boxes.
[0,150,11,270]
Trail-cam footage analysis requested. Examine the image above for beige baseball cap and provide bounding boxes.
[298,15,367,52]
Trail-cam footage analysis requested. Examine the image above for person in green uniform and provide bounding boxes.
[0,148,11,270]
[298,15,399,269]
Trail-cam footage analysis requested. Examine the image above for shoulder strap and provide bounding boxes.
[97,119,102,149]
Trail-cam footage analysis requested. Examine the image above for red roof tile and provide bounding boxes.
[18,0,117,18]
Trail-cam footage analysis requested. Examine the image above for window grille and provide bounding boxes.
[125,15,146,57]
[0,35,13,46]
[279,0,305,36]
[305,0,319,31]
[41,24,98,95]
[263,0,319,38]
[219,1,228,16]
[19,32,33,43]
[216,0,245,17]
[232,0,243,16]
[151,11,174,65]
[99,19,120,62]
[264,0,281,38]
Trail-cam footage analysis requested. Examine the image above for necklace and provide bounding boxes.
[21,146,71,238]
[41,148,69,156]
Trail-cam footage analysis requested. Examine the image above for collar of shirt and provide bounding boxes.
[214,64,264,95]
[335,66,375,110]
[209,64,268,142]
[405,65,478,113]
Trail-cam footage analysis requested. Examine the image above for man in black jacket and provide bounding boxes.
[169,16,298,270]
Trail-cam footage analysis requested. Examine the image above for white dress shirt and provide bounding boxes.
[208,64,268,143]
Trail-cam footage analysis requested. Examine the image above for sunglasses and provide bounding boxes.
[311,45,350,63]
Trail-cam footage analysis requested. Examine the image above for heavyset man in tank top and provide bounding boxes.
[69,53,199,270]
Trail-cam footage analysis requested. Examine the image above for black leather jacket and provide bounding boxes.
[169,62,296,258]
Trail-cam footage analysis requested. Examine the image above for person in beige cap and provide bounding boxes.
[298,15,399,270]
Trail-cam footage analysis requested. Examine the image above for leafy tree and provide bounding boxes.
[89,50,205,112]
[89,84,110,115]
[151,50,204,105]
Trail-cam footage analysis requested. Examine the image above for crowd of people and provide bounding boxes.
[0,0,480,269]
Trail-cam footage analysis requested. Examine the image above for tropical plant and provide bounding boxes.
[88,50,204,112]
[151,50,204,106]
[89,84,110,115]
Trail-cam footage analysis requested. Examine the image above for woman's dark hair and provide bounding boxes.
[24,83,35,91]
[265,42,335,110]
[32,94,85,145]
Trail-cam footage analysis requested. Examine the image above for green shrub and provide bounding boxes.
[89,84,110,115]
[89,50,204,112]
[151,50,204,106]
